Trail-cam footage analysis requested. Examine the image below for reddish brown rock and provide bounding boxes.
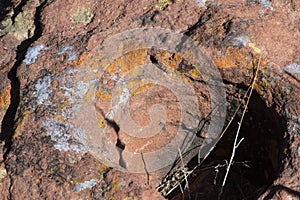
[0,0,299,199]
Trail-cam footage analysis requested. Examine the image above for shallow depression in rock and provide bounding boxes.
[166,88,286,200]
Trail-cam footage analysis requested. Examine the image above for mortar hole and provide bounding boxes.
[169,89,285,200]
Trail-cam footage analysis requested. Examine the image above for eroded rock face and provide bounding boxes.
[0,0,299,199]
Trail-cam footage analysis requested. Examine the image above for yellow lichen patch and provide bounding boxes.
[213,46,268,71]
[125,79,142,93]
[213,46,255,69]
[123,197,133,200]
[106,62,118,75]
[98,118,105,129]
[121,49,147,74]
[107,49,147,76]
[188,68,201,80]
[100,93,112,102]
[130,82,155,96]
[155,0,171,10]
[95,88,112,102]
[214,46,272,96]
[0,86,11,111]
[157,50,183,71]
[155,50,203,82]
[77,44,147,77]
[13,111,31,139]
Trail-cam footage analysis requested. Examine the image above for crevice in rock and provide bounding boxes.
[94,103,127,168]
[0,0,13,23]
[0,1,48,161]
[8,174,13,200]
[185,12,210,37]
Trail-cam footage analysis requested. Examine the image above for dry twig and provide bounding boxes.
[218,56,261,199]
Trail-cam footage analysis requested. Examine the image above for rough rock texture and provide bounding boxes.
[0,0,299,199]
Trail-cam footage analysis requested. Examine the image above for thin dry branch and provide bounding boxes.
[218,56,261,199]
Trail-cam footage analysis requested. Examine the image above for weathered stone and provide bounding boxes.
[0,0,299,199]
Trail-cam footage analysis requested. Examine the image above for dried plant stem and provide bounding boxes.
[198,85,251,165]
[218,57,261,199]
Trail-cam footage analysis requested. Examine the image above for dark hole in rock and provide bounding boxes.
[166,87,285,200]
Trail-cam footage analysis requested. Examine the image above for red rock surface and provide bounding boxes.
[0,0,299,199]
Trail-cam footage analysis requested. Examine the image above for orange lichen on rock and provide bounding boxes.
[0,86,11,111]
[157,50,183,71]
[0,86,10,125]
[214,46,268,70]
[95,89,112,102]
[13,111,31,139]
[97,118,105,129]
[213,46,255,69]
[76,53,89,66]
[106,49,147,76]
[187,68,201,80]
[157,50,204,82]
[130,82,154,96]
[214,46,272,97]
[79,48,147,77]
